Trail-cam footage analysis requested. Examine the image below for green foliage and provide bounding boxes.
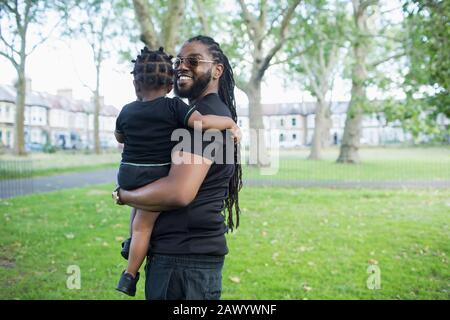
[284,0,350,98]
[395,0,450,141]
[221,0,303,89]
[123,0,225,58]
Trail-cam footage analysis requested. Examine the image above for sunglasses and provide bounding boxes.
[173,56,215,69]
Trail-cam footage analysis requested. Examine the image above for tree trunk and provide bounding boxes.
[14,65,26,156]
[323,107,332,147]
[337,0,369,164]
[93,90,101,154]
[132,0,185,55]
[162,0,185,55]
[237,0,301,167]
[337,81,364,163]
[308,98,327,160]
[132,0,160,49]
[246,81,270,167]
[93,61,100,154]
[194,0,211,35]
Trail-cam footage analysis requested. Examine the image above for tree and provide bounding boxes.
[65,0,124,154]
[132,0,186,55]
[132,0,220,55]
[395,0,450,141]
[232,0,302,166]
[286,0,349,160]
[337,0,407,162]
[0,0,67,155]
[336,0,377,163]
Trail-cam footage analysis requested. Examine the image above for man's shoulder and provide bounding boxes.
[195,93,231,117]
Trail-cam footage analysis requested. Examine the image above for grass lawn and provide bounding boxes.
[244,147,450,182]
[0,184,448,299]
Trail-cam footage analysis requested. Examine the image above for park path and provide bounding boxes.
[0,168,448,199]
[0,168,118,199]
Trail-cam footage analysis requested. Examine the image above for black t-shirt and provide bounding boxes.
[150,93,235,256]
[115,97,196,164]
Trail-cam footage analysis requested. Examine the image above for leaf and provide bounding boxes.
[229,276,241,284]
[303,285,313,292]
[65,233,75,239]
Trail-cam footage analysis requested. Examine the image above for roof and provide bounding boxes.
[0,84,119,116]
[0,85,16,103]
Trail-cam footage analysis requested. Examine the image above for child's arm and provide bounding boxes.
[187,111,242,142]
[114,130,125,144]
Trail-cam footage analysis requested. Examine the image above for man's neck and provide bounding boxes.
[188,88,218,105]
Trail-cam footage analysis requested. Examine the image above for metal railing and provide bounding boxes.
[0,160,34,198]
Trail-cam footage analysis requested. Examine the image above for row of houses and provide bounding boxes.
[236,101,411,149]
[0,83,119,150]
[0,82,423,152]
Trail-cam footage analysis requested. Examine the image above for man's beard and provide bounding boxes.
[174,69,212,100]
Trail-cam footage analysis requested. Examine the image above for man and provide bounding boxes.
[114,35,242,300]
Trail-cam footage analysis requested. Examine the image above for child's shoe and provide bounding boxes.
[121,237,131,260]
[116,271,140,296]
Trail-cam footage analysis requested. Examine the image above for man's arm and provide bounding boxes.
[118,151,212,212]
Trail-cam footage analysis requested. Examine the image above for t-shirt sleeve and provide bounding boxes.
[170,97,197,128]
[115,109,124,134]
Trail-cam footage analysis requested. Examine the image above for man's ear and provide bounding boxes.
[213,64,224,80]
[167,84,173,94]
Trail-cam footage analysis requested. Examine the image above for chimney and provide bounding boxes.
[57,89,73,100]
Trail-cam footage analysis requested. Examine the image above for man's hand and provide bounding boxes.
[112,187,124,205]
[230,124,242,143]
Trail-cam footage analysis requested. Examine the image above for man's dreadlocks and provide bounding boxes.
[186,35,243,232]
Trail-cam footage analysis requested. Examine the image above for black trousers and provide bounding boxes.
[144,253,225,300]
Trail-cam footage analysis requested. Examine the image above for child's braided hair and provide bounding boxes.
[131,47,174,90]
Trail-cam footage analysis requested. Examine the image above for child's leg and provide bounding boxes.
[126,209,160,277]
[129,207,137,236]
[119,207,136,260]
